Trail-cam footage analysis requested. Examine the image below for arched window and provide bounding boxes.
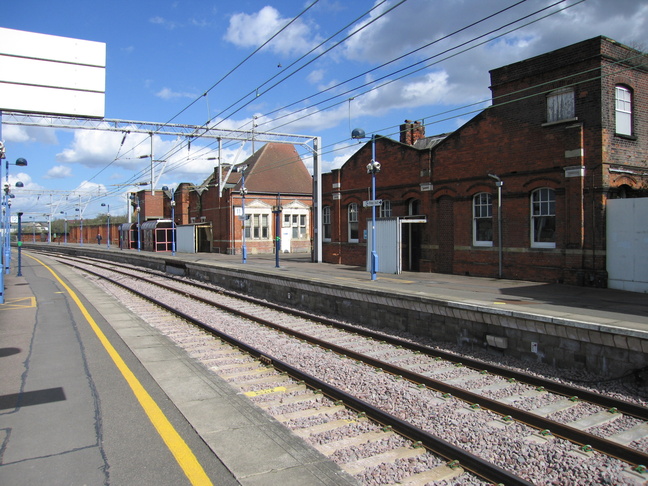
[323,206,331,241]
[348,203,359,242]
[408,199,420,216]
[531,188,556,248]
[473,193,493,246]
[615,85,632,136]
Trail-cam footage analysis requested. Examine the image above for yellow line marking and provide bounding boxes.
[26,254,213,486]
[378,277,416,284]
[0,296,37,310]
[244,386,288,397]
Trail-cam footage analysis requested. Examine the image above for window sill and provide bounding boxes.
[614,133,637,141]
[473,242,493,248]
[531,243,556,249]
[541,117,578,127]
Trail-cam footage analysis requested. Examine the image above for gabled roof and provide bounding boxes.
[197,142,312,195]
[236,142,312,195]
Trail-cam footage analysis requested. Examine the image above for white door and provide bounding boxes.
[607,198,648,292]
[366,218,400,274]
[281,227,292,253]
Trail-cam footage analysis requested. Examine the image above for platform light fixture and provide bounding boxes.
[233,165,248,264]
[101,203,110,248]
[351,128,381,281]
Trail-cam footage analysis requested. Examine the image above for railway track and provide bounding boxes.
[34,250,648,485]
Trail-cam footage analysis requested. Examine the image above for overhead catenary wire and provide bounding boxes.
[82,1,323,188]
[124,1,408,182]
[84,0,569,187]
[254,0,585,135]
[153,0,544,173]
[200,0,406,134]
[40,49,647,218]
[177,50,648,184]
[155,0,587,177]
[37,1,645,217]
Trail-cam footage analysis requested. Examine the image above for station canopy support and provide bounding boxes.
[1,112,323,263]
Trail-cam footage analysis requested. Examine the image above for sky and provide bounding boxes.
[1,0,647,221]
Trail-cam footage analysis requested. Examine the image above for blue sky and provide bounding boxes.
[2,0,647,220]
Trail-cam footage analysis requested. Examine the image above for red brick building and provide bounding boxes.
[139,142,313,255]
[322,36,648,286]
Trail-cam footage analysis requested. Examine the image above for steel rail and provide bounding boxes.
[36,250,648,468]
[83,248,648,421]
[46,253,534,486]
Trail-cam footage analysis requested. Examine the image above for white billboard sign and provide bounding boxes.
[0,28,105,118]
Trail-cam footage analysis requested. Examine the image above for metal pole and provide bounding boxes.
[241,172,247,264]
[497,181,503,278]
[5,182,11,275]
[0,111,4,304]
[107,207,110,248]
[64,218,67,244]
[312,137,322,263]
[488,174,503,278]
[17,212,22,276]
[48,193,52,243]
[150,133,154,195]
[274,194,281,269]
[79,195,84,245]
[137,199,141,252]
[171,197,176,256]
[370,135,378,281]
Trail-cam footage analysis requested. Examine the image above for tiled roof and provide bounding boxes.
[236,143,312,194]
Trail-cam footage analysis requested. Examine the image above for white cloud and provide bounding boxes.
[3,124,58,145]
[156,87,197,100]
[224,6,319,56]
[337,0,648,111]
[55,128,170,170]
[307,69,326,84]
[8,171,30,188]
[326,141,362,171]
[45,165,73,179]
[150,16,178,30]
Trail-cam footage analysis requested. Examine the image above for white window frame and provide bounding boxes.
[322,206,331,241]
[547,88,575,123]
[615,85,632,136]
[380,200,392,218]
[531,188,556,249]
[473,192,493,247]
[247,212,270,240]
[348,203,359,243]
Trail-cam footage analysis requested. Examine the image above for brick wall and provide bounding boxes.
[321,37,647,286]
[322,138,428,267]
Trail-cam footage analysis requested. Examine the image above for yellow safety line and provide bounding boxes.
[26,254,213,486]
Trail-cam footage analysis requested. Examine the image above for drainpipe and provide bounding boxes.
[488,174,503,278]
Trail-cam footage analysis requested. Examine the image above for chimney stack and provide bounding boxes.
[400,120,425,145]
